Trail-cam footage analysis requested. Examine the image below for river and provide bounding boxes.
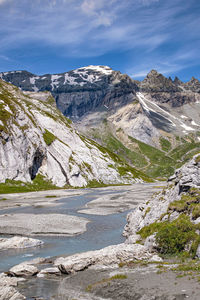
[0,183,163,299]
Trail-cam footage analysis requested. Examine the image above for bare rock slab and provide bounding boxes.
[0,213,89,236]
[54,243,162,275]
[9,263,39,277]
[0,236,43,250]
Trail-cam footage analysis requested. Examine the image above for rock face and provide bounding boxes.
[0,79,147,187]
[0,66,138,120]
[124,154,200,244]
[0,236,43,250]
[1,67,200,146]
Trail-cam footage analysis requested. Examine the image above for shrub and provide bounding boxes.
[155,215,195,254]
[138,214,199,256]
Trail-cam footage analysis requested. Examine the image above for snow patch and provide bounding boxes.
[80,65,113,75]
[180,123,195,131]
[51,74,62,89]
[191,120,199,126]
[30,77,39,85]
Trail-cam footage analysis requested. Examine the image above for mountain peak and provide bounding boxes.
[173,76,182,85]
[189,76,199,83]
[140,69,179,93]
[74,65,113,76]
[147,69,159,77]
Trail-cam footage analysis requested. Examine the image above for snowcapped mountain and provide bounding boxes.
[0,66,138,120]
[0,79,148,187]
[1,66,200,180]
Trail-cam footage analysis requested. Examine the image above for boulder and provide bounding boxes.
[37,267,61,277]
[0,236,43,250]
[9,263,38,277]
[144,234,157,252]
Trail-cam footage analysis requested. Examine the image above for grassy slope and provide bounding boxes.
[89,127,200,180]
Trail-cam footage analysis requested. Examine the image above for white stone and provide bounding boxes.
[0,273,26,300]
[54,243,160,274]
[9,263,38,277]
[0,236,43,250]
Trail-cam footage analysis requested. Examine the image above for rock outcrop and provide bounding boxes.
[36,243,161,276]
[124,154,200,252]
[0,79,147,187]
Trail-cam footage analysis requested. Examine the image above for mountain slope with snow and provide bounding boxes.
[0,79,149,187]
[1,66,200,179]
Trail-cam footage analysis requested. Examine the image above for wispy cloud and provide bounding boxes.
[0,0,199,77]
[0,0,7,5]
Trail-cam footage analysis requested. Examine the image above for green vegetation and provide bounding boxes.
[195,155,200,164]
[168,188,200,219]
[43,129,56,145]
[89,123,200,180]
[86,180,108,188]
[85,274,127,292]
[128,136,175,178]
[169,141,200,162]
[0,174,61,194]
[138,214,200,256]
[110,274,127,280]
[143,206,151,218]
[104,135,148,168]
[79,134,152,182]
[159,137,172,152]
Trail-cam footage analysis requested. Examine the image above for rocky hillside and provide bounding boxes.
[1,66,200,180]
[0,79,149,189]
[124,153,200,257]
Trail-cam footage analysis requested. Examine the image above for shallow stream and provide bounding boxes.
[0,188,128,272]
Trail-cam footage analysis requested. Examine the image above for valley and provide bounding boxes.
[0,66,200,300]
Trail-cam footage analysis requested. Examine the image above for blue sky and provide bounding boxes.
[0,0,199,81]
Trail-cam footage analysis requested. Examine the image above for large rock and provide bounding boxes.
[0,236,43,250]
[0,273,26,299]
[9,263,38,277]
[53,243,161,275]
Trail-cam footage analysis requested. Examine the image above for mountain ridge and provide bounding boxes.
[0,79,150,188]
[1,66,200,180]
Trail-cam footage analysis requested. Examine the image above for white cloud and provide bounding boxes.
[0,0,7,4]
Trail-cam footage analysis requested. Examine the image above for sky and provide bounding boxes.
[0,0,199,81]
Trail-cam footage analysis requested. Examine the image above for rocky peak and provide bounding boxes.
[173,76,183,86]
[146,69,159,78]
[184,76,200,93]
[139,69,180,93]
